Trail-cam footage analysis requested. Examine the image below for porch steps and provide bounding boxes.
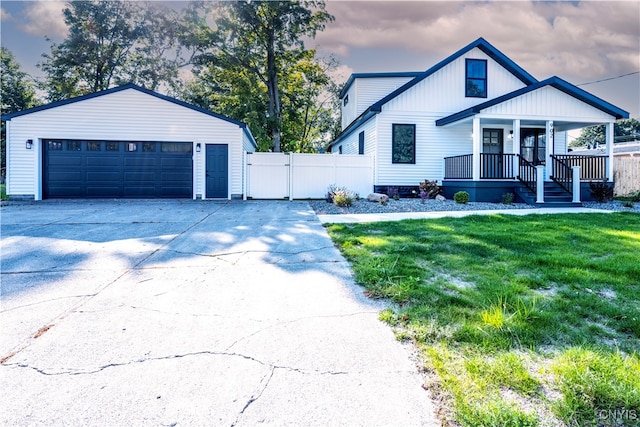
[515,181,583,208]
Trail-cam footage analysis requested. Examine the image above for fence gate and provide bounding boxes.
[245,152,374,200]
[246,152,289,199]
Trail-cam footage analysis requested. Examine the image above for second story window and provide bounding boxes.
[466,59,487,98]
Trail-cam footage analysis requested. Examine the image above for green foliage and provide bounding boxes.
[327,213,640,425]
[552,348,640,427]
[589,180,615,202]
[501,192,514,205]
[454,191,470,204]
[181,1,336,152]
[326,185,356,207]
[39,1,184,101]
[571,119,640,148]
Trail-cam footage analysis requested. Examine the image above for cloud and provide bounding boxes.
[1,7,12,21]
[21,1,67,39]
[316,1,640,81]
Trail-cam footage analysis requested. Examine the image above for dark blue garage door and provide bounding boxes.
[43,140,193,198]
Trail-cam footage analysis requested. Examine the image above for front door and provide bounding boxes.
[205,144,228,198]
[520,129,546,165]
[482,128,503,178]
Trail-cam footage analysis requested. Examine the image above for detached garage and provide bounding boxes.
[2,84,256,200]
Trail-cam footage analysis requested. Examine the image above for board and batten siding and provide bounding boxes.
[375,112,472,185]
[480,86,617,123]
[341,77,416,130]
[6,88,250,199]
[384,48,527,116]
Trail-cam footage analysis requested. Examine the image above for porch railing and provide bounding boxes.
[444,154,472,179]
[481,154,515,179]
[518,156,537,193]
[550,155,573,194]
[551,155,608,181]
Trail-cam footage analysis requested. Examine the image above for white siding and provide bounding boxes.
[6,89,248,199]
[341,77,415,130]
[375,113,472,185]
[341,84,358,130]
[554,131,567,154]
[384,48,527,115]
[481,86,616,122]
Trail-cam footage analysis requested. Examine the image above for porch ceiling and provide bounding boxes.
[436,117,605,132]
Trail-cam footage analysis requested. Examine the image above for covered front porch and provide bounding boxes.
[440,118,615,205]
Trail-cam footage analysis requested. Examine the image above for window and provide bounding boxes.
[142,142,156,152]
[338,145,343,154]
[106,142,119,151]
[358,131,365,155]
[161,143,192,153]
[392,124,415,164]
[466,59,487,98]
[67,141,82,151]
[343,95,349,106]
[127,143,137,152]
[47,141,63,150]
[87,142,101,151]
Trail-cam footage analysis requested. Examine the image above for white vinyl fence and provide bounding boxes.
[245,152,374,200]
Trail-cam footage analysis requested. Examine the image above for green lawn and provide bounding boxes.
[0,183,7,200]
[327,213,640,426]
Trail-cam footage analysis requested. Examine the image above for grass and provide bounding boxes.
[327,213,640,426]
[0,183,7,200]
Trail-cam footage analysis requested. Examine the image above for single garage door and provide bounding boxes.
[43,139,193,198]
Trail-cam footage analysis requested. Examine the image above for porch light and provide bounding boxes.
[509,130,513,139]
[196,143,201,152]
[26,139,33,149]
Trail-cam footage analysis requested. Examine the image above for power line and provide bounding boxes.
[577,71,640,86]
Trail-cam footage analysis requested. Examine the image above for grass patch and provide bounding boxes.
[0,183,7,200]
[328,213,640,426]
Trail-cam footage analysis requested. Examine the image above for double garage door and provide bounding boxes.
[43,139,193,198]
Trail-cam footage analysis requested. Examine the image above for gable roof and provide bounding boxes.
[436,76,630,126]
[331,37,538,147]
[1,83,257,147]
[339,72,422,99]
[369,37,538,113]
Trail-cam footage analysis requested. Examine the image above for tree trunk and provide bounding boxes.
[266,28,281,152]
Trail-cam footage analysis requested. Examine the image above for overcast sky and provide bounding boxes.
[1,0,639,117]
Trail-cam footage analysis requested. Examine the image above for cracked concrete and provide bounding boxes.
[1,200,437,426]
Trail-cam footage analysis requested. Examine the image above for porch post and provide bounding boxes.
[512,119,521,178]
[606,122,614,181]
[545,120,554,180]
[572,166,581,203]
[536,166,545,203]
[472,117,481,181]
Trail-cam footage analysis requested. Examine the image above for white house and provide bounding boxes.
[330,38,630,204]
[2,84,256,200]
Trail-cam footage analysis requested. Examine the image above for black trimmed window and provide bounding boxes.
[358,131,365,155]
[466,59,487,98]
[392,124,415,164]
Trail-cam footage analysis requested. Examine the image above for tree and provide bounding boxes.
[1,47,38,180]
[182,0,334,152]
[570,118,640,148]
[39,1,185,101]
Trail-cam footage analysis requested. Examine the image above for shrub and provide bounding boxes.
[454,191,470,204]
[326,184,356,207]
[333,190,353,207]
[630,191,640,202]
[501,192,514,205]
[589,180,614,203]
[622,200,634,208]
[419,179,441,199]
[386,186,400,200]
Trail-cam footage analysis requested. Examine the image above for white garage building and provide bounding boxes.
[2,84,256,200]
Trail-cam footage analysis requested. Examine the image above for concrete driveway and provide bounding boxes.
[1,200,437,426]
